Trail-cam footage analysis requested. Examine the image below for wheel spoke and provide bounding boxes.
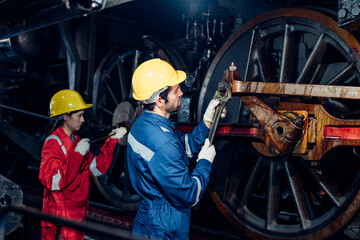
[103,77,119,106]
[239,157,265,209]
[99,104,114,116]
[309,63,328,84]
[106,146,122,184]
[326,63,356,85]
[254,36,277,82]
[132,49,141,73]
[244,30,257,82]
[279,24,296,83]
[122,147,130,199]
[308,168,343,207]
[266,160,281,230]
[128,49,141,99]
[284,160,311,230]
[296,34,327,84]
[116,55,128,101]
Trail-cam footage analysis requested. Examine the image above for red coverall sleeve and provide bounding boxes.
[88,137,118,177]
[39,139,85,191]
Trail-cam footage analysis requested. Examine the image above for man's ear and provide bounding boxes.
[155,97,164,109]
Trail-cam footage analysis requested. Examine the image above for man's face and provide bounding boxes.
[164,84,183,113]
[64,110,85,132]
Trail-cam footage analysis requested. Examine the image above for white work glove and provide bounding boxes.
[197,138,216,164]
[110,127,127,140]
[75,138,90,156]
[203,99,227,123]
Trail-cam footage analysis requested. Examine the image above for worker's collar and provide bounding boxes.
[55,126,76,143]
[143,110,174,129]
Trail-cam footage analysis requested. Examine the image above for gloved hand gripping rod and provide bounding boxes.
[89,121,131,144]
[208,63,236,144]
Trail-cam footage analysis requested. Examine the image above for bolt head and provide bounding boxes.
[351,6,360,16]
[339,8,348,18]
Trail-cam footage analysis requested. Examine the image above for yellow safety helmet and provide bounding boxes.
[132,58,186,101]
[49,89,93,117]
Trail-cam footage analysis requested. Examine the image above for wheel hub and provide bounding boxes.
[200,7,360,240]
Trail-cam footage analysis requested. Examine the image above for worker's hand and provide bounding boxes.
[203,99,226,123]
[197,138,216,164]
[75,138,90,156]
[110,127,127,140]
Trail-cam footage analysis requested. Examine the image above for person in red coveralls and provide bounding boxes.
[39,89,127,240]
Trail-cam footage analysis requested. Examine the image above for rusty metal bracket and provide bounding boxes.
[227,75,360,159]
[241,95,304,154]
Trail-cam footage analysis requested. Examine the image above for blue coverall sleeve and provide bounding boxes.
[148,141,212,208]
[175,120,209,158]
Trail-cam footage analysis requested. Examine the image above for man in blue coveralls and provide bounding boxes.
[127,58,222,239]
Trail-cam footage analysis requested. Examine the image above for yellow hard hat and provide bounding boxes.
[49,89,93,117]
[132,58,186,101]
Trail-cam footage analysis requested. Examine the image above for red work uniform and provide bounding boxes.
[39,126,117,240]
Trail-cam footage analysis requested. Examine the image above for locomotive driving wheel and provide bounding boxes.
[199,8,360,239]
[91,35,186,210]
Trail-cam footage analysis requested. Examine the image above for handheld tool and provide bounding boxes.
[208,63,236,144]
[89,121,131,144]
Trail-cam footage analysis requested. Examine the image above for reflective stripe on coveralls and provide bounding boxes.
[44,135,65,191]
[44,135,103,189]
[89,157,102,176]
[128,130,202,205]
[127,133,154,161]
[128,132,203,206]
[127,111,212,239]
[184,134,192,158]
[40,126,118,240]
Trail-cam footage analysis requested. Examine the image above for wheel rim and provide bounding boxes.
[91,35,186,210]
[199,8,360,239]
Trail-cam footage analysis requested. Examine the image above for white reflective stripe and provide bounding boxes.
[45,135,62,145]
[89,157,102,177]
[128,133,154,162]
[184,134,192,158]
[160,126,170,132]
[45,135,67,155]
[52,169,61,191]
[191,176,202,207]
[61,146,67,155]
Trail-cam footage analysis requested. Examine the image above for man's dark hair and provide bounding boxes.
[143,87,171,111]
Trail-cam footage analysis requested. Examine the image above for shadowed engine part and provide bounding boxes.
[0,28,60,64]
[0,174,23,235]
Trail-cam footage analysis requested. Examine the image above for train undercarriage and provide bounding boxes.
[1,0,360,239]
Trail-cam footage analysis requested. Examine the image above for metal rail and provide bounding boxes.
[20,185,248,240]
[0,203,144,240]
[0,103,52,120]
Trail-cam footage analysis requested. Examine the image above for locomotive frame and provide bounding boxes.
[1,0,360,239]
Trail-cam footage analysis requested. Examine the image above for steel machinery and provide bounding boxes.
[1,0,360,239]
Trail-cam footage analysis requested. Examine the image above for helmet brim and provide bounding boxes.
[50,103,93,117]
[175,70,186,85]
